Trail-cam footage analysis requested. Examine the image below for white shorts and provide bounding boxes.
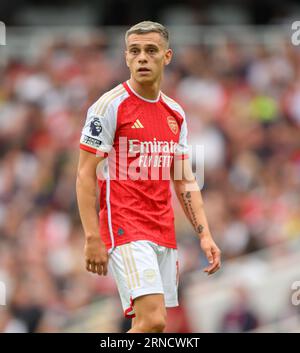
[108,240,179,318]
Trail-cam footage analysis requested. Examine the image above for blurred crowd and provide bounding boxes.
[0,31,300,332]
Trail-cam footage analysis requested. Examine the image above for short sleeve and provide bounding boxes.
[80,104,116,156]
[175,114,189,160]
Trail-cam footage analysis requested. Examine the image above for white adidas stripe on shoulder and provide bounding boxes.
[93,84,127,116]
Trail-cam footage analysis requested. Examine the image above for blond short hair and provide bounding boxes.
[125,21,169,47]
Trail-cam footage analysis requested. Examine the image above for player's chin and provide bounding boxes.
[136,76,155,84]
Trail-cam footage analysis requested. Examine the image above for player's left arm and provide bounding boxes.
[171,158,221,275]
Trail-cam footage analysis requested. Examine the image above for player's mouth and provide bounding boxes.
[137,67,151,74]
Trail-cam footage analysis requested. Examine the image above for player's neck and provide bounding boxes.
[128,78,161,101]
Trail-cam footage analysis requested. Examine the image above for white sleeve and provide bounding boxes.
[80,103,116,155]
[175,114,189,159]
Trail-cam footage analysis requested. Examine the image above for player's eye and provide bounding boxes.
[130,48,139,54]
[148,48,157,54]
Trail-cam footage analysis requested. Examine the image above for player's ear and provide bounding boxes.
[164,48,173,66]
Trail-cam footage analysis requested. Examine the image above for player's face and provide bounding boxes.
[125,32,172,84]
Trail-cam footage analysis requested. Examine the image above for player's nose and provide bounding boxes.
[138,50,147,63]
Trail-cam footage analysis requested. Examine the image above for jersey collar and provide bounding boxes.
[124,80,161,103]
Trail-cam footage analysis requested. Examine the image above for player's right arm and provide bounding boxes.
[77,86,123,275]
[76,150,108,276]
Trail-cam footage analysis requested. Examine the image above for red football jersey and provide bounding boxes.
[80,81,189,251]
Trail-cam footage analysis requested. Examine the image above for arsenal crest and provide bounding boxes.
[167,116,179,135]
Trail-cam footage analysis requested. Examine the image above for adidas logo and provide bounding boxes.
[131,119,144,129]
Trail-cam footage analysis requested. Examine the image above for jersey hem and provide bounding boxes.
[79,143,108,157]
[80,143,97,154]
[107,236,177,251]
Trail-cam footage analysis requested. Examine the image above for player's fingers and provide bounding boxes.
[96,264,103,276]
[203,254,219,274]
[92,262,97,273]
[208,262,221,275]
[212,247,221,263]
[102,261,108,276]
[204,263,215,273]
[205,248,214,265]
[87,261,96,273]
[205,258,221,275]
[205,247,221,273]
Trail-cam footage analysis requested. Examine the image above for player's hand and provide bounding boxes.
[200,236,221,276]
[84,235,109,276]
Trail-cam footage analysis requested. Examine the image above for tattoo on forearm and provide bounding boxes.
[180,192,204,234]
[196,225,204,234]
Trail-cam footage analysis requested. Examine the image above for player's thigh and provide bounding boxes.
[133,293,167,321]
[108,241,165,318]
